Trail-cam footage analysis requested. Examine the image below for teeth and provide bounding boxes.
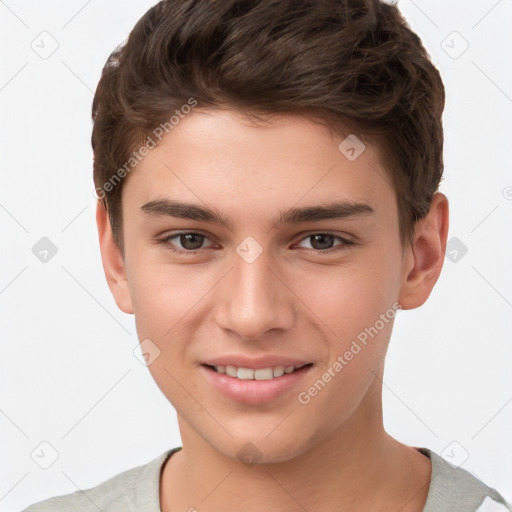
[273,366,285,377]
[226,366,238,377]
[237,367,254,380]
[254,368,273,380]
[214,365,301,379]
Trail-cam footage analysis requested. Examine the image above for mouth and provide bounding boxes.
[203,363,312,380]
[200,362,314,404]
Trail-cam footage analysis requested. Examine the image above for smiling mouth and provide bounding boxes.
[203,363,313,380]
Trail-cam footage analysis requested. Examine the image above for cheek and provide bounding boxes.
[293,258,398,337]
[129,259,213,332]
[296,274,398,419]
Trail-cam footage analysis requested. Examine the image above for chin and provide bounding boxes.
[208,430,317,467]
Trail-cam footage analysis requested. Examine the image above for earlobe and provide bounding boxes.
[398,193,449,310]
[96,202,134,315]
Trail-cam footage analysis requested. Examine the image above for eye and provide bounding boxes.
[156,231,354,256]
[296,233,353,253]
[157,231,215,254]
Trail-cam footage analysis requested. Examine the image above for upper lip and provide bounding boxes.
[202,355,312,370]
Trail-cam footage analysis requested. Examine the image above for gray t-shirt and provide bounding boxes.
[22,447,511,511]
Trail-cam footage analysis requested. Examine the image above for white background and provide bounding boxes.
[1,1,511,510]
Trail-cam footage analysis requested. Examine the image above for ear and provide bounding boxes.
[398,192,449,310]
[96,201,134,315]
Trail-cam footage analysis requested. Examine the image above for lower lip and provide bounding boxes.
[201,364,313,404]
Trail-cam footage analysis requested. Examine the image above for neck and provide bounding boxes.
[160,378,431,512]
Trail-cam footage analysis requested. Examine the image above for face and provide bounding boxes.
[109,109,414,463]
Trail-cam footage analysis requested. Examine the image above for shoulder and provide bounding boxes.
[420,447,512,512]
[21,448,179,512]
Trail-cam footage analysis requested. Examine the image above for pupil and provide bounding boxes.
[311,234,334,250]
[181,233,204,250]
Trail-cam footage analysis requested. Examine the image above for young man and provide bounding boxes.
[23,0,511,511]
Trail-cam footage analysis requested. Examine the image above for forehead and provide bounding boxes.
[121,109,396,228]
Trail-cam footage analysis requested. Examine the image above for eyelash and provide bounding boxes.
[156,231,354,256]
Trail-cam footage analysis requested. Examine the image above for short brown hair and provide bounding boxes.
[92,0,445,256]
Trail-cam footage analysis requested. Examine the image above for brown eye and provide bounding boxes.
[157,231,214,254]
[309,234,336,250]
[178,233,205,250]
[296,233,354,253]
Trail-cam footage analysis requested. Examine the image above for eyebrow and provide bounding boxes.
[140,199,374,229]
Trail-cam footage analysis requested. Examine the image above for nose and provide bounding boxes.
[215,247,295,341]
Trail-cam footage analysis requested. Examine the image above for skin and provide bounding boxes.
[97,109,449,511]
